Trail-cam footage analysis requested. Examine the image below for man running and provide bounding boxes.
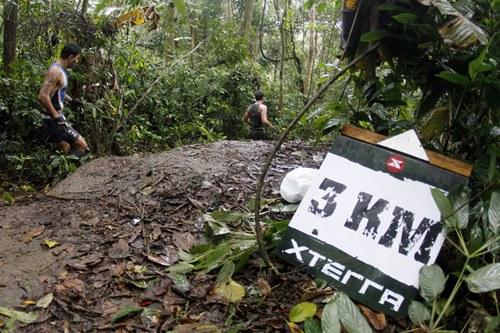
[242,90,274,140]
[38,43,88,157]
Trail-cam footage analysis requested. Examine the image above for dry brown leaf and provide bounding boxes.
[108,239,130,259]
[257,278,271,297]
[173,232,195,251]
[20,225,45,243]
[359,305,387,330]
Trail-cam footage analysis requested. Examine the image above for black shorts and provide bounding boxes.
[43,118,80,144]
[250,128,266,140]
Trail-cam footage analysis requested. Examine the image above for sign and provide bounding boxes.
[276,136,467,317]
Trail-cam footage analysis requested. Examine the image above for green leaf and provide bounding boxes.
[198,243,232,272]
[488,191,500,234]
[1,192,15,205]
[335,292,372,333]
[304,318,322,333]
[486,316,500,333]
[360,30,391,42]
[36,293,54,308]
[304,0,318,10]
[111,305,143,323]
[216,261,235,285]
[431,188,459,228]
[0,306,38,324]
[321,299,341,333]
[408,301,431,325]
[172,0,186,16]
[167,272,191,293]
[212,280,246,303]
[392,13,417,24]
[435,71,470,87]
[449,186,470,229]
[420,106,449,142]
[466,263,500,293]
[469,50,494,81]
[419,264,446,301]
[167,263,195,274]
[289,302,317,323]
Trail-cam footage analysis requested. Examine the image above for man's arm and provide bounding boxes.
[242,107,250,123]
[260,105,273,128]
[38,67,61,119]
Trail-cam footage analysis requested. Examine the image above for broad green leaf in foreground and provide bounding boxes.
[431,188,459,228]
[288,302,317,323]
[449,186,470,229]
[408,301,431,325]
[419,264,446,301]
[335,292,372,333]
[0,306,38,324]
[111,305,143,323]
[488,191,500,234]
[466,263,500,293]
[321,299,341,333]
[304,318,322,333]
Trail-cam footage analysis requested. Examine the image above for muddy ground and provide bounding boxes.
[1,140,353,332]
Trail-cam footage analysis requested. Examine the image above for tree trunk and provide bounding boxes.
[81,0,89,15]
[3,0,18,75]
[165,1,176,52]
[303,5,317,97]
[241,0,255,38]
[278,0,289,113]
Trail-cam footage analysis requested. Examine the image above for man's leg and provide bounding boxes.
[70,136,88,158]
[56,141,71,154]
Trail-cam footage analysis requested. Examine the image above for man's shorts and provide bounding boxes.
[42,117,80,144]
[250,127,266,140]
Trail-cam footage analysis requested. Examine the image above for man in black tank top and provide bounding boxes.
[38,43,88,158]
[242,90,274,140]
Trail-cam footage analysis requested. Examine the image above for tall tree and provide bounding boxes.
[3,0,18,74]
[81,0,89,15]
[241,0,255,38]
[303,4,317,97]
[165,1,176,52]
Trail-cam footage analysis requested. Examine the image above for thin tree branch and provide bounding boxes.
[253,43,380,272]
[113,40,205,133]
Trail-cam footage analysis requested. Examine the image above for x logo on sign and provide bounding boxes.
[388,158,402,169]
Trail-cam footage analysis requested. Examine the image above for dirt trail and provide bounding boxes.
[0,140,325,332]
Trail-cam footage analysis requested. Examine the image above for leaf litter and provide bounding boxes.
[0,140,406,332]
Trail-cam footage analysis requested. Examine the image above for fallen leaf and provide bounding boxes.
[173,232,195,251]
[211,280,245,303]
[22,300,36,306]
[188,197,205,209]
[43,239,58,248]
[110,305,143,323]
[360,304,387,330]
[108,239,130,259]
[257,277,271,297]
[0,306,38,324]
[289,302,317,323]
[20,225,45,243]
[36,293,54,308]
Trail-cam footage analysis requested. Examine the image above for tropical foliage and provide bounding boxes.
[0,0,499,331]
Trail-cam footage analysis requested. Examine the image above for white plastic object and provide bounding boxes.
[280,167,319,203]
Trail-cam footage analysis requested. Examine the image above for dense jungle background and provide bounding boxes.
[0,0,499,332]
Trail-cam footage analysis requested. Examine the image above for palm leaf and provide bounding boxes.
[94,0,115,13]
[417,0,488,47]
